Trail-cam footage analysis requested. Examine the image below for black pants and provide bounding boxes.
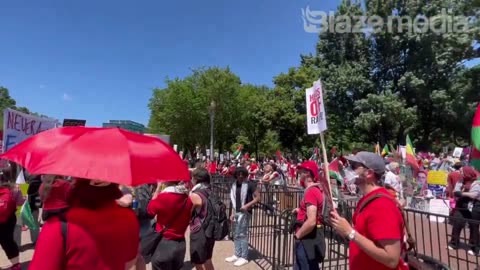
[449,209,472,248]
[470,206,480,253]
[0,213,19,260]
[151,238,186,270]
[190,229,215,265]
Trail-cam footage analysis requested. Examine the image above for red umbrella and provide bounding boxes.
[0,127,190,186]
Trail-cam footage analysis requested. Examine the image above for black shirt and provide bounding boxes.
[235,182,242,212]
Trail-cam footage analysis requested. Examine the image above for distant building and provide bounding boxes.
[144,133,171,144]
[102,120,146,134]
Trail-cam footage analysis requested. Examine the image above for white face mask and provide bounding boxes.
[344,167,359,184]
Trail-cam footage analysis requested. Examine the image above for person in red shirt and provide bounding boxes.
[30,179,140,270]
[248,159,259,180]
[0,176,20,270]
[292,160,326,270]
[147,181,193,270]
[331,151,408,270]
[39,175,72,221]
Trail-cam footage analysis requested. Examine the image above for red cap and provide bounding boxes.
[297,160,319,181]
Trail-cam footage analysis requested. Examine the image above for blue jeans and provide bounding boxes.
[294,240,320,270]
[234,212,250,259]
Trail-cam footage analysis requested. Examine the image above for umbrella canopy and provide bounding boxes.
[0,127,190,186]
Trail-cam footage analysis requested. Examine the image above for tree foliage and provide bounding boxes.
[149,0,479,157]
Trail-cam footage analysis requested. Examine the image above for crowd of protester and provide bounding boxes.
[0,149,479,270]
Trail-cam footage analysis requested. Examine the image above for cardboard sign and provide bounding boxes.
[427,170,448,185]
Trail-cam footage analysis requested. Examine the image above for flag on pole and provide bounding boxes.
[472,104,480,150]
[276,149,283,161]
[471,147,480,171]
[328,158,343,185]
[233,145,243,159]
[406,135,419,170]
[20,200,39,231]
[381,144,389,156]
[309,147,320,161]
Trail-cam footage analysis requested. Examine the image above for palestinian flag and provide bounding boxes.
[276,149,283,161]
[328,158,343,185]
[310,147,320,161]
[381,144,389,156]
[406,135,419,170]
[471,147,480,171]
[472,104,480,150]
[233,145,243,159]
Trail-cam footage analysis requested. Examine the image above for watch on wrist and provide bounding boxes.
[347,229,356,240]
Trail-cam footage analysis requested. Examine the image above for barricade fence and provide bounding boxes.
[210,175,478,270]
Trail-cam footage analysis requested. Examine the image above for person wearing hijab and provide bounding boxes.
[448,166,480,251]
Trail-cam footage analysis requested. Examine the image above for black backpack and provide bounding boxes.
[134,184,154,220]
[195,189,229,241]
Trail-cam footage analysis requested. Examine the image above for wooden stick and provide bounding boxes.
[320,132,333,201]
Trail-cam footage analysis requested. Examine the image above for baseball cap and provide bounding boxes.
[297,160,319,181]
[345,151,386,176]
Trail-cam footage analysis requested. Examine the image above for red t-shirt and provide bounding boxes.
[39,179,72,210]
[349,188,408,270]
[29,202,139,270]
[248,164,259,180]
[147,192,193,240]
[296,185,324,225]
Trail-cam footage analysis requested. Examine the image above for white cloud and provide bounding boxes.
[62,93,72,101]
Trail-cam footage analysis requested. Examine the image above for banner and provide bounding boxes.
[62,119,86,127]
[305,80,327,134]
[3,108,58,152]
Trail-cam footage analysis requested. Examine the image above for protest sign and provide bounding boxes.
[305,80,327,135]
[452,147,463,158]
[3,108,58,152]
[427,170,448,185]
[62,119,86,127]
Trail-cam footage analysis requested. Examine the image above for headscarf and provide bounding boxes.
[462,166,479,182]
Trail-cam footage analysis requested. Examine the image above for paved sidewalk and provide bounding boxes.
[1,229,261,270]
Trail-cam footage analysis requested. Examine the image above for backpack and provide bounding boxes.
[134,184,154,220]
[303,184,335,227]
[195,189,229,241]
[0,188,15,223]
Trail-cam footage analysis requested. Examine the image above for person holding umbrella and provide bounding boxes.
[29,178,141,269]
[0,127,192,270]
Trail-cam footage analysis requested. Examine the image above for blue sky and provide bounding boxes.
[0,0,478,128]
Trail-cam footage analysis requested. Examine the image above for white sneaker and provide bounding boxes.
[225,255,238,263]
[468,250,478,256]
[234,258,249,267]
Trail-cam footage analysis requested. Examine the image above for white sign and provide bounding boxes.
[305,80,327,134]
[428,199,450,223]
[453,147,463,158]
[3,109,58,152]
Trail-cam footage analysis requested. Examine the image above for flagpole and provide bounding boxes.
[320,132,333,200]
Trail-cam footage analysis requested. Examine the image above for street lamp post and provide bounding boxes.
[209,100,216,161]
